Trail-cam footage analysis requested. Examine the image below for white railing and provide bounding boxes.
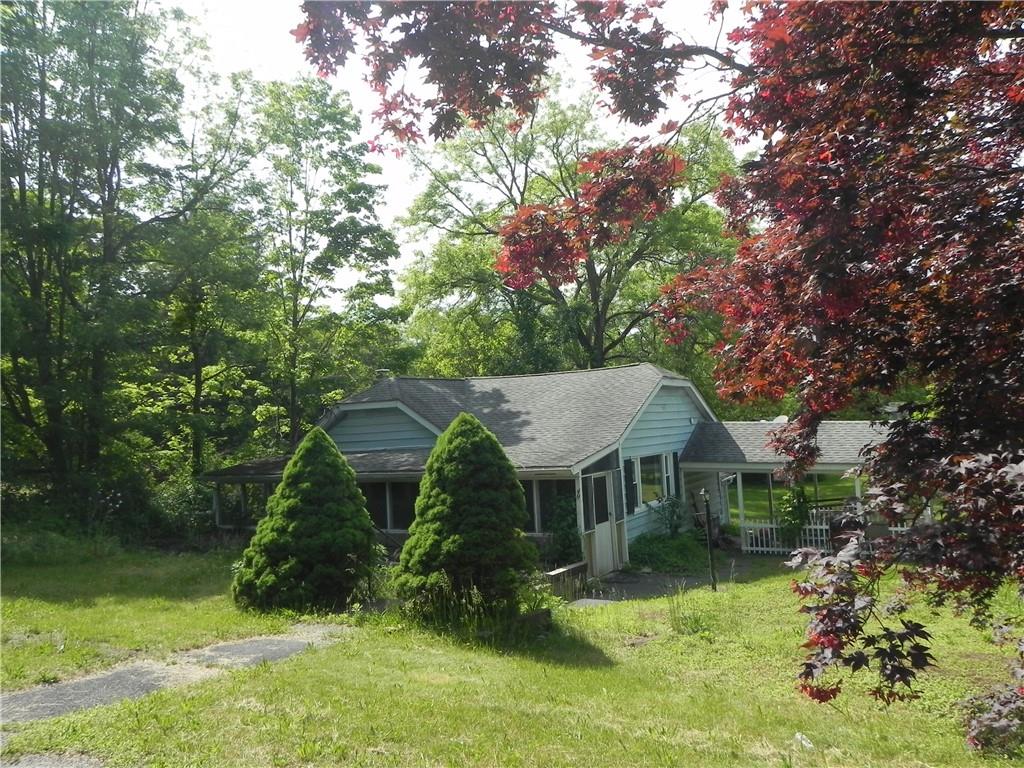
[741,520,832,555]
[738,506,924,556]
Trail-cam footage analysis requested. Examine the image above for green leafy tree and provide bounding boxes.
[232,427,377,611]
[396,412,537,611]
[254,79,398,447]
[1,3,253,507]
[400,98,737,371]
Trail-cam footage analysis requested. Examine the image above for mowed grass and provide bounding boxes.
[2,556,1019,768]
[1,549,290,690]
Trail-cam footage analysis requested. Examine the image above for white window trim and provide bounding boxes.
[629,451,675,513]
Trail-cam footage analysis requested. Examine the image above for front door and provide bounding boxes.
[589,472,617,575]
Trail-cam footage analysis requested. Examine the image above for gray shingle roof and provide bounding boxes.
[679,420,886,467]
[324,363,696,471]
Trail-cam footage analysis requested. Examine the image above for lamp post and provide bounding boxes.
[698,487,718,592]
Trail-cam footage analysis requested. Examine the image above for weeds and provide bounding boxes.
[667,586,714,639]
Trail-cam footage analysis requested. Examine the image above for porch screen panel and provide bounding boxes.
[582,451,618,475]
[612,468,625,521]
[740,472,772,520]
[359,482,388,529]
[582,477,595,532]
[816,473,857,504]
[389,481,419,530]
[538,479,576,532]
[593,476,610,525]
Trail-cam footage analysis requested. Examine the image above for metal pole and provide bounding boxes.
[699,488,718,592]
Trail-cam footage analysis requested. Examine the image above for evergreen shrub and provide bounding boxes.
[395,412,536,614]
[231,427,377,611]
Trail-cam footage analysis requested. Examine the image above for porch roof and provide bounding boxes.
[203,448,575,483]
[203,448,434,483]
[679,420,886,469]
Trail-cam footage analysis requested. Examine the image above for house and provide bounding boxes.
[205,363,884,574]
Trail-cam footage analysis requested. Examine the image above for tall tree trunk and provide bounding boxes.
[190,345,204,474]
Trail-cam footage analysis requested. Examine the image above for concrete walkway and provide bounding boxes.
[1,623,345,725]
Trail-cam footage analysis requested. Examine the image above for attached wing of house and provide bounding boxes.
[204,363,886,575]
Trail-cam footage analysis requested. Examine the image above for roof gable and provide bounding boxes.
[322,363,705,470]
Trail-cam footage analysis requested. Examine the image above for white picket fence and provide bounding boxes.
[740,507,834,555]
[738,506,919,556]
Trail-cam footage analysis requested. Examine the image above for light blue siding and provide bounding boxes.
[328,407,437,452]
[620,385,701,459]
[626,506,661,541]
[622,385,703,545]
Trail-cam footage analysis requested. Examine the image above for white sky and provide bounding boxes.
[174,1,747,296]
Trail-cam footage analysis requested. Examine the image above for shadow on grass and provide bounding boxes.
[365,607,615,669]
[501,622,615,669]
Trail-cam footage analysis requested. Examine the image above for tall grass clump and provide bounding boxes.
[667,586,714,638]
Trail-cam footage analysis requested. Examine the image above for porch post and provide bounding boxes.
[737,472,745,527]
[213,483,222,527]
[239,483,248,521]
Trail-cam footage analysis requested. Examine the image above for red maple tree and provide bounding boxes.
[497,145,685,290]
[297,0,1024,746]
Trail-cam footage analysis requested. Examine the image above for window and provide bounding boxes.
[639,455,663,504]
[389,482,419,530]
[663,454,674,497]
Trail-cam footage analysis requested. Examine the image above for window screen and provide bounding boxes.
[624,459,637,513]
[389,481,419,530]
[358,482,388,529]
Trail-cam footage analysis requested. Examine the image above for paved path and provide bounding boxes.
[1,623,345,725]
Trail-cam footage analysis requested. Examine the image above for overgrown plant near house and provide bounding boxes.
[651,495,687,538]
[775,486,811,546]
[628,531,711,575]
[544,494,582,566]
[395,412,537,618]
[231,427,378,611]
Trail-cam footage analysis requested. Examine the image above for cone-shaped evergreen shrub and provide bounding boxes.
[231,427,377,611]
[395,412,537,612]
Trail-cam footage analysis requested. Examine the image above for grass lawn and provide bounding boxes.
[1,549,291,690]
[2,554,1018,767]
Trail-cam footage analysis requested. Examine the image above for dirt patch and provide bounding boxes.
[623,633,656,648]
